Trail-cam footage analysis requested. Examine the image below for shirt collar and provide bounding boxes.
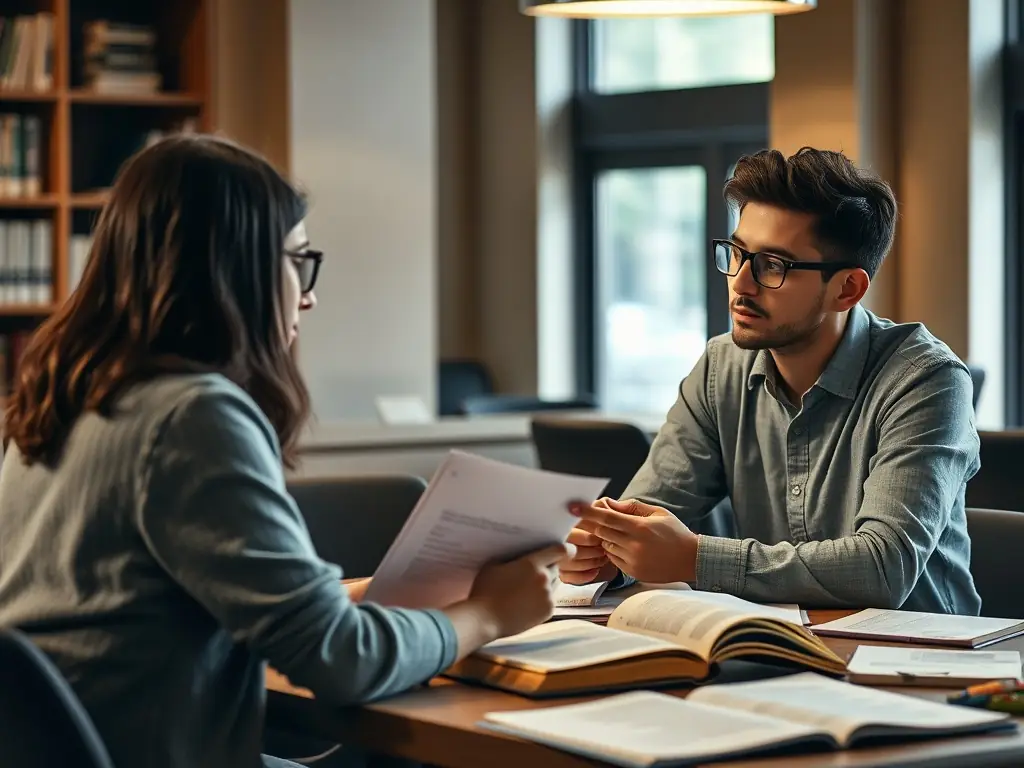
[746,304,871,401]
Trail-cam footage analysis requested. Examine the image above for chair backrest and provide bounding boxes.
[461,394,597,417]
[438,359,494,416]
[530,417,651,499]
[966,508,1024,619]
[967,364,986,411]
[965,430,1024,513]
[287,474,428,577]
[0,628,115,768]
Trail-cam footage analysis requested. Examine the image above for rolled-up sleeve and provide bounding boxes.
[135,384,458,705]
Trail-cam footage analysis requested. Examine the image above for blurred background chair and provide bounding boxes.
[0,627,115,768]
[438,359,494,417]
[286,474,427,577]
[965,508,1024,619]
[529,416,735,537]
[965,430,1024,513]
[461,394,596,416]
[530,417,652,499]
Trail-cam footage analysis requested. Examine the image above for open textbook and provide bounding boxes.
[480,673,1014,768]
[363,451,607,609]
[551,581,808,625]
[812,608,1024,649]
[445,589,845,696]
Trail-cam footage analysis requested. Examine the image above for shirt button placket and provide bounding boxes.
[787,419,809,542]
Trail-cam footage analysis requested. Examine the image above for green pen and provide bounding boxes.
[982,692,1024,715]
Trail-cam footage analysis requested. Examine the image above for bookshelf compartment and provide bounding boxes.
[0,101,53,199]
[0,208,55,310]
[70,101,197,194]
[69,0,205,96]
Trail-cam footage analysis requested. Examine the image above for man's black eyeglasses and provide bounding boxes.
[286,249,323,294]
[712,239,857,290]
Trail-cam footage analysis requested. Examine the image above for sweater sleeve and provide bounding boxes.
[135,382,458,705]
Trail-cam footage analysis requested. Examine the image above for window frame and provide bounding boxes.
[571,20,770,400]
[1004,0,1024,424]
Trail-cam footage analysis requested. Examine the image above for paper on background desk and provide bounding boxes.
[363,451,608,609]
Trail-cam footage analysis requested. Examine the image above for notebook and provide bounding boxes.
[845,645,1023,687]
[812,608,1024,649]
[480,673,1014,768]
[445,589,845,696]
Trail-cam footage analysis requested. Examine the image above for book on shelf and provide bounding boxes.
[83,20,161,95]
[445,589,845,696]
[480,672,1015,768]
[845,645,1023,687]
[0,218,51,304]
[69,234,92,294]
[811,608,1024,649]
[0,113,42,198]
[0,14,54,92]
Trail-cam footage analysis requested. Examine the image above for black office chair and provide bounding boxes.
[461,394,597,416]
[530,417,652,499]
[0,627,115,768]
[286,474,427,577]
[967,364,986,411]
[438,359,494,416]
[966,508,1024,619]
[965,430,1024,513]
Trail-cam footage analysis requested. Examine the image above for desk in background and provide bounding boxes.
[266,610,1024,768]
[291,412,663,481]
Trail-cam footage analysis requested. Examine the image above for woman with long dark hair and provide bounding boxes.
[0,135,567,768]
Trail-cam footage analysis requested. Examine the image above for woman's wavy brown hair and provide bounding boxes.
[4,134,310,468]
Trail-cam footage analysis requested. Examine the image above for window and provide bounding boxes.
[572,17,772,414]
[593,15,775,94]
[597,166,708,412]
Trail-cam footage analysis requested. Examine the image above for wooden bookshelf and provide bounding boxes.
[0,0,213,390]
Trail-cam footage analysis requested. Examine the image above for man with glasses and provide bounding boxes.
[561,147,981,615]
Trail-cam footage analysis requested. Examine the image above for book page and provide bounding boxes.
[690,672,1009,746]
[553,580,608,607]
[474,620,681,672]
[847,646,1023,683]
[551,581,691,619]
[482,691,825,768]
[812,608,1022,642]
[364,452,607,609]
[607,589,805,659]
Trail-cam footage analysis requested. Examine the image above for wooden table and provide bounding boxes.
[266,610,1024,767]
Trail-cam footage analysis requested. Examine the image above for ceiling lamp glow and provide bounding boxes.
[520,0,816,18]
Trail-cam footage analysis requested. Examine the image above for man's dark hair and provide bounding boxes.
[723,147,897,278]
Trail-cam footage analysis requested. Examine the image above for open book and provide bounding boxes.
[812,608,1024,649]
[551,581,691,622]
[445,589,845,696]
[480,673,1014,768]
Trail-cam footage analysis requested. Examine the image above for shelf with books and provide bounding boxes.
[0,89,57,102]
[0,0,214,397]
[0,194,58,208]
[67,88,202,107]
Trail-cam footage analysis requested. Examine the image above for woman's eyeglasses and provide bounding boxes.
[285,249,323,294]
[713,239,856,290]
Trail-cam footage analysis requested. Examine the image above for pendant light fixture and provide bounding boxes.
[520,0,816,18]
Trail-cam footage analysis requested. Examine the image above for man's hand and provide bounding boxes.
[559,524,620,585]
[571,497,699,584]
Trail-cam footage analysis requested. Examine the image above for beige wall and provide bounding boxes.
[436,1,540,395]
